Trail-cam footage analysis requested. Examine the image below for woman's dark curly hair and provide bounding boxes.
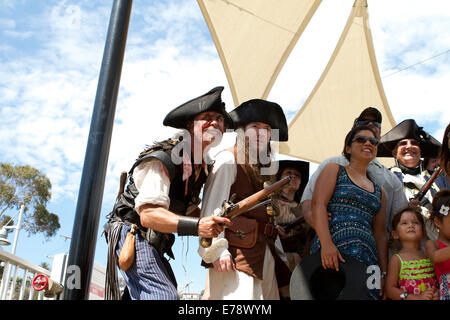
[342,125,378,161]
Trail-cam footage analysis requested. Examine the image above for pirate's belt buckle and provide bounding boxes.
[235,230,245,239]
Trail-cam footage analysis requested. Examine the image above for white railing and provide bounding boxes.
[0,248,51,300]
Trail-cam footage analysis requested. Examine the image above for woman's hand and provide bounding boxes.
[320,241,345,271]
[213,254,236,272]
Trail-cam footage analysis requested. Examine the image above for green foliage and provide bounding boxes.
[0,163,60,239]
[39,261,50,271]
[0,215,14,235]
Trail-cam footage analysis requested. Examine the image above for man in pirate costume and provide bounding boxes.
[198,99,291,299]
[377,119,446,240]
[273,160,311,270]
[104,87,233,300]
[301,107,408,236]
[271,160,312,299]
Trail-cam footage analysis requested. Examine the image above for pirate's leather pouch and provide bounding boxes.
[225,216,258,249]
[119,224,137,271]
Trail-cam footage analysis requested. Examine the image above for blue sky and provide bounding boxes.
[1,0,449,295]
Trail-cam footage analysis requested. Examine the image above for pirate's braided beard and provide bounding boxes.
[235,128,275,190]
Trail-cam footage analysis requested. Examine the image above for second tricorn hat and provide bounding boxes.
[376,119,441,158]
[163,86,233,129]
[229,99,288,141]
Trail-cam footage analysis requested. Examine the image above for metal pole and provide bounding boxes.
[0,204,24,300]
[63,0,133,300]
[11,204,24,255]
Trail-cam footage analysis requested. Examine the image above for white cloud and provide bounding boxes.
[1,1,226,206]
[0,17,15,29]
[3,30,33,39]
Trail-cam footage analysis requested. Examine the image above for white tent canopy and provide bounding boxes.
[198,0,322,107]
[199,0,396,167]
[279,0,396,166]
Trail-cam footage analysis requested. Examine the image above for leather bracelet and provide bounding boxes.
[177,216,200,236]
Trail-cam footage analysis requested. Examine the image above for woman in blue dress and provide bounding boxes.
[311,125,388,299]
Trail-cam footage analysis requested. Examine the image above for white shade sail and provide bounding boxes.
[278,0,396,166]
[197,0,322,107]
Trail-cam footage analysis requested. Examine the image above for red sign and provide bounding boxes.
[32,274,48,291]
[89,282,104,299]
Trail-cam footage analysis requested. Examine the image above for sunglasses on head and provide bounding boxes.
[352,135,379,146]
[355,119,381,129]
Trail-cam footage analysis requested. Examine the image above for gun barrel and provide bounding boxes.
[225,175,291,219]
[414,167,442,201]
[200,175,292,248]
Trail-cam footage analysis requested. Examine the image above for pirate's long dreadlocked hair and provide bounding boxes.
[234,128,276,190]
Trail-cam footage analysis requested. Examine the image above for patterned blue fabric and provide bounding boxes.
[116,224,179,300]
[439,274,450,300]
[311,166,382,299]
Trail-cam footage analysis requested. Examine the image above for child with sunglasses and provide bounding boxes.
[311,125,388,300]
[386,205,438,300]
[426,189,450,300]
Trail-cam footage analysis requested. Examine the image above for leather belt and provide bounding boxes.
[257,221,278,239]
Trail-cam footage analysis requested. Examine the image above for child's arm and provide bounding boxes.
[425,240,450,263]
[385,254,403,300]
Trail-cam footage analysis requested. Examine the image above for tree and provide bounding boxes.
[39,262,50,271]
[0,163,60,239]
[0,214,14,235]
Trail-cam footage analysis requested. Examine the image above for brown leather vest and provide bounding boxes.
[227,164,269,280]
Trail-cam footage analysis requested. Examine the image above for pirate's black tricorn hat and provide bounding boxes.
[276,160,310,202]
[290,252,370,300]
[163,86,233,129]
[376,119,441,158]
[229,99,288,141]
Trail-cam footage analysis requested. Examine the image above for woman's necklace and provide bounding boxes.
[347,165,373,191]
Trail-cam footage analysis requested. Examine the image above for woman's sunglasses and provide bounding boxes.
[352,135,379,146]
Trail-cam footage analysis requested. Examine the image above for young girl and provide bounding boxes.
[426,189,450,300]
[386,205,439,300]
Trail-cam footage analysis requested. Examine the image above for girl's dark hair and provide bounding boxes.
[342,125,377,161]
[391,204,425,231]
[430,189,450,223]
[439,123,450,177]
